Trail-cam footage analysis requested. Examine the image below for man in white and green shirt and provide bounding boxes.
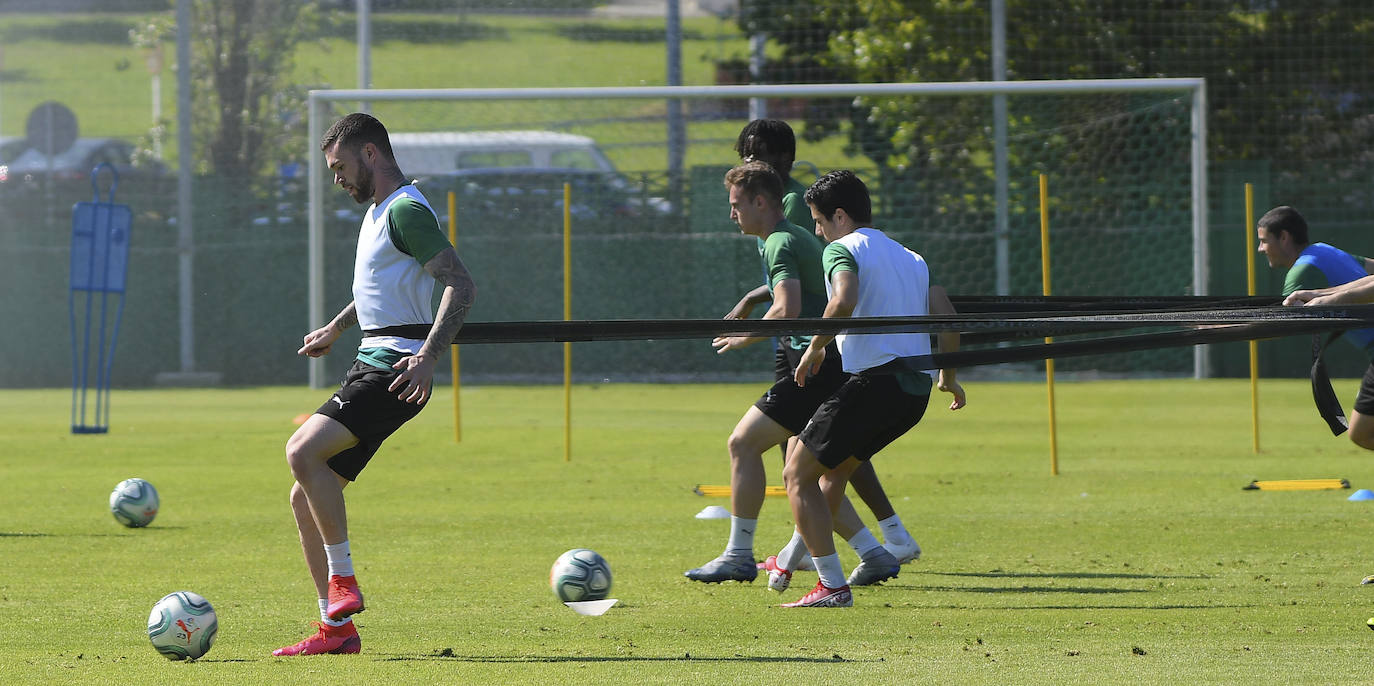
[274,113,476,656]
[779,170,966,608]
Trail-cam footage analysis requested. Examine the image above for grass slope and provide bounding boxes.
[2,378,1372,684]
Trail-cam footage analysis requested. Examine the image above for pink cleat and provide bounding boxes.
[326,574,365,620]
[780,581,853,608]
[272,621,360,656]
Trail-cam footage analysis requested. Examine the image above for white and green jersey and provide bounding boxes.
[822,227,932,376]
[353,184,451,368]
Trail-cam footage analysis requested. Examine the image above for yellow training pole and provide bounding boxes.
[447,191,461,443]
[1245,182,1259,453]
[563,183,573,462]
[1040,174,1059,475]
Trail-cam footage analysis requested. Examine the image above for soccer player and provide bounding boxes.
[684,162,906,588]
[777,170,965,608]
[273,113,476,656]
[1263,205,1374,450]
[723,120,922,570]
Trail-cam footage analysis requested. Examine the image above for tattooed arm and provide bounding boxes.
[298,302,357,358]
[388,247,477,404]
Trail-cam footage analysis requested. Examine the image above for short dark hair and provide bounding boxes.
[1257,205,1309,245]
[804,170,872,224]
[320,112,395,161]
[734,119,796,180]
[724,160,783,208]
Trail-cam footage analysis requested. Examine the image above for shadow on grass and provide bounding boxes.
[379,651,872,664]
[0,532,50,537]
[903,584,1150,595]
[925,571,1212,580]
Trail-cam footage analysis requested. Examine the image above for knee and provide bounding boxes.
[289,482,310,512]
[1352,429,1374,451]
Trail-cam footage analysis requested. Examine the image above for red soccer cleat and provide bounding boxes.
[326,574,365,620]
[272,621,361,656]
[760,555,793,592]
[780,581,853,608]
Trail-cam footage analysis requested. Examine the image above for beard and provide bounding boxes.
[347,164,375,204]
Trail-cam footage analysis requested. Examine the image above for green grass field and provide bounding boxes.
[3,378,1374,684]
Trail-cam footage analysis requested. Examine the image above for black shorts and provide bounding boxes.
[754,343,848,435]
[798,372,931,469]
[315,359,426,481]
[1355,364,1374,416]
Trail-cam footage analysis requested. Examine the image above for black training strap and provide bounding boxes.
[1311,332,1349,436]
[363,324,432,340]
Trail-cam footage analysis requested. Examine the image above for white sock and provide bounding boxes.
[325,540,354,578]
[813,553,846,589]
[847,528,885,560]
[778,530,808,570]
[318,598,351,627]
[878,514,913,545]
[725,516,757,558]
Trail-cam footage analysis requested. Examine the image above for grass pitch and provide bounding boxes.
[2,378,1373,684]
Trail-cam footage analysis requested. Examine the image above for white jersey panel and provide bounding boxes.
[829,228,932,375]
[353,185,437,354]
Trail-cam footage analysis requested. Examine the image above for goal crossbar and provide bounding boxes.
[306,78,1208,387]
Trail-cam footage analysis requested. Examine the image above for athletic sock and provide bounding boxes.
[847,528,885,560]
[813,553,846,589]
[878,514,913,546]
[325,540,354,578]
[777,530,808,570]
[318,598,351,627]
[724,516,757,559]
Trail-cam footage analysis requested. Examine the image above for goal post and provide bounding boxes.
[306,78,1208,388]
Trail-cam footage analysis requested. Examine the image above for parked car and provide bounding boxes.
[0,137,166,186]
[388,131,619,176]
[415,167,671,224]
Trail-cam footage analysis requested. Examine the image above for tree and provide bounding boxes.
[191,0,320,182]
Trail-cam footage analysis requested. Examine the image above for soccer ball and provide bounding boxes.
[109,478,159,528]
[550,548,612,602]
[148,591,218,661]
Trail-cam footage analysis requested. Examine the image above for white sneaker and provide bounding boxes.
[884,539,921,565]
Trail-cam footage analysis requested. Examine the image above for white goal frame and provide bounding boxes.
[306,79,1208,388]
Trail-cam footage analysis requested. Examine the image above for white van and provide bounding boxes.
[388,131,618,176]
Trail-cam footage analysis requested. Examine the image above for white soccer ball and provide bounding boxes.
[148,591,218,661]
[109,478,159,528]
[550,548,612,602]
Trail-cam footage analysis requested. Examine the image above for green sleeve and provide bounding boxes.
[386,198,451,265]
[782,189,812,229]
[822,241,857,282]
[1283,262,1330,297]
[762,233,800,287]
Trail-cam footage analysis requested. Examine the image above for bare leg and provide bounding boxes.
[849,461,895,520]
[1350,410,1374,451]
[285,414,359,547]
[782,441,858,558]
[728,407,793,519]
[290,476,350,598]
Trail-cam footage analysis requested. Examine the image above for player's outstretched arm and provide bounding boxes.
[1285,273,1374,307]
[298,301,356,358]
[389,248,476,404]
[928,285,966,410]
[795,271,857,387]
[725,284,772,320]
[714,279,799,353]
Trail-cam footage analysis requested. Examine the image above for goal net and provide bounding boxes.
[306,80,1206,387]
